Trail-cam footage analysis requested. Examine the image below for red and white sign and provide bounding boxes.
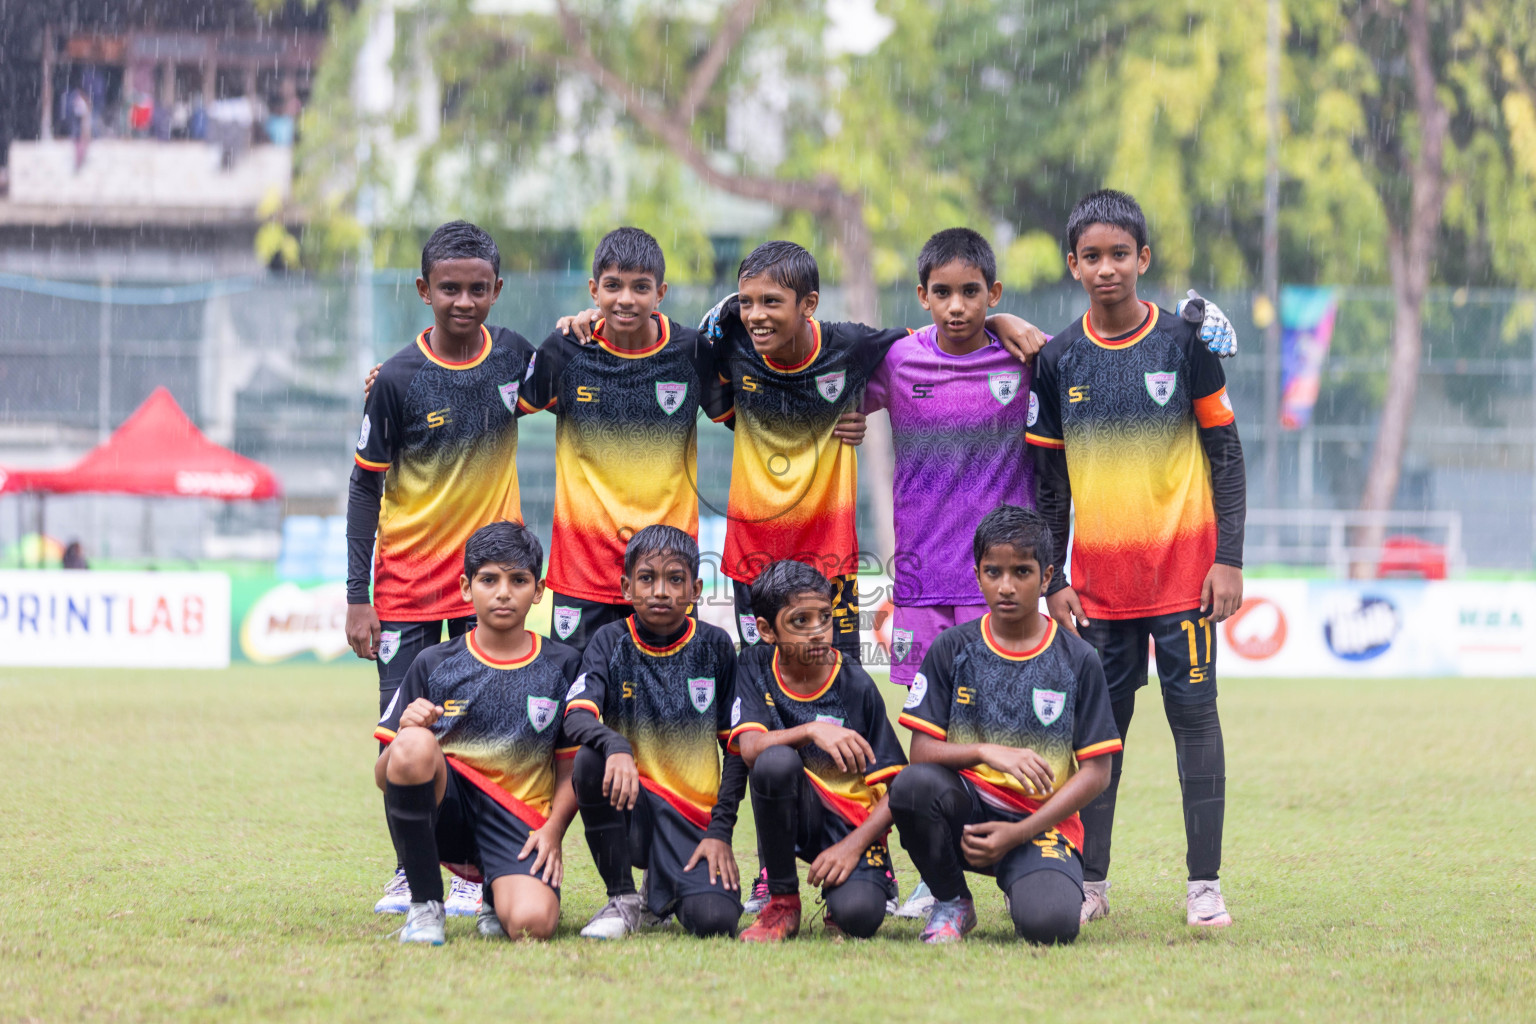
[0,570,230,668]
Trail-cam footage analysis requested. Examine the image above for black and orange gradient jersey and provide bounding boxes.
[712,314,907,584]
[519,314,730,603]
[563,616,739,830]
[727,644,906,826]
[1027,302,1246,620]
[350,325,536,620]
[898,615,1121,851]
[374,629,582,827]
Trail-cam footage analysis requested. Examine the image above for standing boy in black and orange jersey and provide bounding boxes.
[727,560,906,942]
[560,526,746,939]
[518,228,731,650]
[347,221,537,916]
[1027,189,1246,928]
[373,521,582,944]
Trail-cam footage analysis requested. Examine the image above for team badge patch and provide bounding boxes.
[566,673,586,700]
[815,714,845,727]
[356,415,371,450]
[498,381,520,413]
[815,370,847,403]
[655,381,688,415]
[1027,391,1040,426]
[1033,688,1067,727]
[739,614,761,644]
[553,606,582,641]
[378,630,401,665]
[904,672,928,709]
[1145,371,1178,407]
[892,628,914,664]
[527,696,558,733]
[730,697,742,727]
[988,371,1022,406]
[688,677,716,713]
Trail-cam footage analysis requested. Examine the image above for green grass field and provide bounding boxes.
[4,666,1533,1023]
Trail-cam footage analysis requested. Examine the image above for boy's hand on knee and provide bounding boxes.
[398,698,444,729]
[806,836,861,888]
[685,838,739,890]
[519,826,564,888]
[603,752,640,810]
[1201,563,1243,622]
[979,743,1055,796]
[805,722,875,773]
[556,308,601,343]
[960,820,1023,868]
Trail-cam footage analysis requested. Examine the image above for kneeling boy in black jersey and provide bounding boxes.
[374,521,583,944]
[562,525,746,938]
[891,505,1121,944]
[728,561,906,942]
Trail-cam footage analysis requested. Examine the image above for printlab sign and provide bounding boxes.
[0,571,230,668]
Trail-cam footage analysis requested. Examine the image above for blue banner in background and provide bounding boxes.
[1279,286,1339,430]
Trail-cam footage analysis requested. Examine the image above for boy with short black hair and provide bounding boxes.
[727,560,907,942]
[1028,188,1246,928]
[373,521,582,944]
[892,505,1120,945]
[349,220,538,915]
[519,228,730,650]
[561,525,746,939]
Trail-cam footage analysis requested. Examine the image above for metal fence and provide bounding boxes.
[1,271,1532,570]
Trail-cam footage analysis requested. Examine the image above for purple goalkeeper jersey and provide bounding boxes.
[864,325,1036,606]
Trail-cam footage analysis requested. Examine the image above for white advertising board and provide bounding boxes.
[0,570,231,668]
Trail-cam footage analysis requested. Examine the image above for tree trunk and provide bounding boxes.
[1352,0,1447,576]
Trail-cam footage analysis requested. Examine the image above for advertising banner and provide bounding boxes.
[0,570,230,668]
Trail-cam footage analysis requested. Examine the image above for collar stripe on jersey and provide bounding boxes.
[416,324,493,369]
[771,649,842,702]
[763,318,823,373]
[466,628,541,669]
[1082,301,1158,350]
[627,615,696,656]
[980,615,1057,662]
[595,313,671,359]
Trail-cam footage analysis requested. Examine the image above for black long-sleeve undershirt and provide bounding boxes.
[346,465,383,605]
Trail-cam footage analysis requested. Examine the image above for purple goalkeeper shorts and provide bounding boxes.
[889,604,987,687]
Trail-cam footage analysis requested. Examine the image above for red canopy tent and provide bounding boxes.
[0,387,281,500]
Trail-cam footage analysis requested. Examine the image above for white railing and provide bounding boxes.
[1244,508,1464,577]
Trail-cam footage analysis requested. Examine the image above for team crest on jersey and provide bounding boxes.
[655,381,688,415]
[527,696,558,733]
[903,672,928,709]
[378,630,401,665]
[1145,371,1178,407]
[356,415,371,450]
[815,714,845,727]
[498,381,520,413]
[739,614,761,644]
[688,677,716,713]
[1033,688,1067,727]
[730,696,742,727]
[988,371,1022,406]
[1027,391,1040,426]
[553,606,582,641]
[815,370,847,403]
[892,629,914,664]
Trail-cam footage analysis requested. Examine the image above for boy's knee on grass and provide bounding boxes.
[1008,874,1082,945]
[676,893,740,938]
[824,880,886,939]
[492,876,560,940]
[384,727,440,785]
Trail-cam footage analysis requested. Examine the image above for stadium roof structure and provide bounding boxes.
[0,387,280,501]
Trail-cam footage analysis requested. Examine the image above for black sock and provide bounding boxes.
[1168,699,1225,881]
[1079,694,1136,883]
[572,747,636,897]
[384,779,442,903]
